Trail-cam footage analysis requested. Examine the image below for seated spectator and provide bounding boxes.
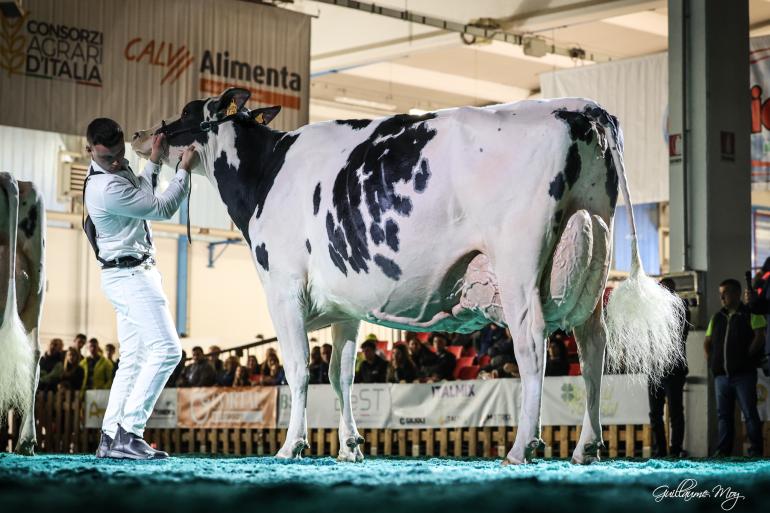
[177,346,216,387]
[165,350,187,388]
[260,352,286,385]
[408,335,438,379]
[545,335,570,376]
[105,343,119,378]
[355,340,388,383]
[387,344,417,383]
[59,347,85,391]
[487,328,515,368]
[246,355,261,384]
[217,355,240,386]
[80,338,114,393]
[321,343,332,366]
[309,346,329,384]
[425,334,456,382]
[208,345,223,372]
[233,366,250,387]
[39,338,64,392]
[495,362,520,379]
[478,323,505,356]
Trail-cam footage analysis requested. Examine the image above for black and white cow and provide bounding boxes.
[133,89,684,464]
[0,173,45,455]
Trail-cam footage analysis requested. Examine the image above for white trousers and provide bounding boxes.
[100,265,182,438]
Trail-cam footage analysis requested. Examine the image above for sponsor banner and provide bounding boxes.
[277,384,390,429]
[177,387,277,428]
[84,389,177,428]
[390,379,519,428]
[0,0,310,136]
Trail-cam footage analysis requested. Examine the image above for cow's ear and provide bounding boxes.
[216,88,251,119]
[252,106,282,126]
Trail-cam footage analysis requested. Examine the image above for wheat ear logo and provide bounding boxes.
[0,11,28,77]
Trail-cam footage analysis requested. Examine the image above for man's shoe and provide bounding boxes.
[107,425,169,460]
[96,431,113,458]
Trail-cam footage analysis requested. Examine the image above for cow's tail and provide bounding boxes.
[601,121,686,385]
[0,174,34,419]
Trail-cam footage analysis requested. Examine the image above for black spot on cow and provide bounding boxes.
[18,205,37,238]
[549,173,565,200]
[325,113,437,278]
[335,119,372,130]
[213,123,299,245]
[306,239,312,254]
[564,143,581,187]
[313,182,321,215]
[328,244,347,276]
[255,242,269,271]
[497,128,501,131]
[553,109,594,144]
[479,148,483,152]
[374,254,402,281]
[604,150,619,209]
[385,219,399,252]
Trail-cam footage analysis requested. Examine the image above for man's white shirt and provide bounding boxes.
[85,159,190,262]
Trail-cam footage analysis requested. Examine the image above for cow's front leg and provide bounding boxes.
[571,304,606,464]
[268,281,310,460]
[15,331,40,456]
[502,289,547,465]
[329,320,364,462]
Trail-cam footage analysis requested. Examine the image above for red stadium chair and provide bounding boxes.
[381,349,392,361]
[416,332,430,343]
[478,354,491,368]
[457,365,480,380]
[453,357,475,378]
[564,336,578,356]
[376,340,389,352]
[461,346,477,359]
[446,345,463,359]
[568,362,581,376]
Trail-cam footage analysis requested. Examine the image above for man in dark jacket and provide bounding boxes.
[407,335,438,379]
[704,278,765,457]
[177,346,216,387]
[425,334,456,382]
[355,340,388,383]
[648,278,690,458]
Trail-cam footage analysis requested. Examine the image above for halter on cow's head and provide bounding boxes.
[131,88,282,176]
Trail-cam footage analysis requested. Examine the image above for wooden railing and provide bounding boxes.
[3,390,769,457]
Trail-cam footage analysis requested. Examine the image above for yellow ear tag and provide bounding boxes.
[226,99,238,116]
[255,112,265,124]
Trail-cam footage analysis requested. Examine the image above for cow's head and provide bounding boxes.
[131,88,281,177]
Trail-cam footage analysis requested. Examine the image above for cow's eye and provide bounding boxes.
[182,110,188,118]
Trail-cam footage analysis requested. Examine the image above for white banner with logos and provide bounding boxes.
[84,389,177,428]
[0,0,310,136]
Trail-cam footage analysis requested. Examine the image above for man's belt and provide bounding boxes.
[101,254,151,269]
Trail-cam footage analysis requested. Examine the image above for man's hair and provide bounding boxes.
[105,343,115,351]
[88,337,99,346]
[86,118,124,147]
[75,333,87,341]
[192,346,203,353]
[322,343,332,350]
[720,278,741,294]
[361,340,377,351]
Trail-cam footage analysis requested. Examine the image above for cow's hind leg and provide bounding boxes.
[500,286,548,465]
[268,281,310,460]
[571,303,607,464]
[329,319,364,462]
[15,338,40,455]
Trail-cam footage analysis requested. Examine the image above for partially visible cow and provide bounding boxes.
[0,173,45,455]
[133,89,684,464]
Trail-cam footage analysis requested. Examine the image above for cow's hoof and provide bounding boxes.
[14,439,36,456]
[276,439,308,460]
[570,440,604,465]
[337,435,365,463]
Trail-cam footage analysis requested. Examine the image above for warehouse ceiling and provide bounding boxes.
[269,0,770,122]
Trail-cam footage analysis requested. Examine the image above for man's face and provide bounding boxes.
[87,342,99,358]
[106,345,115,358]
[408,339,420,355]
[193,348,204,362]
[720,285,741,309]
[433,337,447,352]
[321,345,332,363]
[88,141,126,173]
[363,346,376,362]
[75,337,86,350]
[209,347,221,360]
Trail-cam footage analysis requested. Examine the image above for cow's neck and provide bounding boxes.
[209,122,297,247]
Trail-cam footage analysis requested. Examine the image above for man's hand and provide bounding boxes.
[179,145,198,172]
[149,133,166,164]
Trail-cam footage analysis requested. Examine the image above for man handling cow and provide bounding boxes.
[83,117,197,459]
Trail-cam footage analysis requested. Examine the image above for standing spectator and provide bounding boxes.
[165,350,186,388]
[208,345,223,373]
[105,343,119,378]
[704,278,765,457]
[260,352,286,385]
[73,333,87,356]
[246,355,261,384]
[260,347,278,376]
[309,346,329,384]
[648,278,690,458]
[355,340,388,383]
[387,344,417,383]
[217,356,240,386]
[544,335,570,377]
[233,366,250,387]
[177,347,216,387]
[321,343,333,367]
[59,348,85,391]
[425,334,456,382]
[80,338,114,393]
[408,336,438,379]
[39,338,64,391]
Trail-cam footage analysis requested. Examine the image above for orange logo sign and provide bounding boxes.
[124,38,194,85]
